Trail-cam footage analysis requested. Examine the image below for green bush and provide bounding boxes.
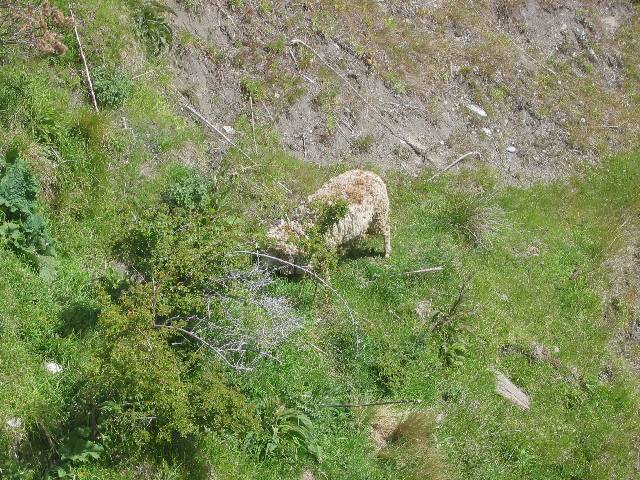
[92,67,131,109]
[162,165,211,210]
[0,148,55,261]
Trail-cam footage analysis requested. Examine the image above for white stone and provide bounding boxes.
[6,417,23,429]
[466,104,487,118]
[481,128,492,136]
[506,146,517,153]
[44,362,63,374]
[222,125,235,134]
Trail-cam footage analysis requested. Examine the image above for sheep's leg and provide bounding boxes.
[383,222,391,258]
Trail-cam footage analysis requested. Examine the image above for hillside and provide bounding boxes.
[1,1,640,479]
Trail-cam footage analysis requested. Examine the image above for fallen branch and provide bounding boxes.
[249,95,257,155]
[321,399,422,408]
[404,266,444,275]
[289,38,434,165]
[182,104,254,163]
[154,323,253,371]
[70,9,98,113]
[232,250,361,349]
[429,151,481,181]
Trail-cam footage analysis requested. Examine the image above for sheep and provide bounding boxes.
[266,169,391,269]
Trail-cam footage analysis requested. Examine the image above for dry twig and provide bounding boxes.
[70,9,98,113]
[322,399,422,408]
[404,266,444,275]
[429,151,481,181]
[233,250,361,349]
[183,104,254,162]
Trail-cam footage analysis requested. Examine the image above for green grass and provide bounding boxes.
[1,1,639,479]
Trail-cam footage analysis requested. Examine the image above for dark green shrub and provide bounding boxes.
[92,67,131,109]
[0,148,55,261]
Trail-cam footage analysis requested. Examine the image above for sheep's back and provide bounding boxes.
[308,170,387,209]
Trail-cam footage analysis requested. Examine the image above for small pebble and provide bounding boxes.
[6,418,22,429]
[222,125,235,134]
[44,362,63,374]
[481,127,492,136]
[507,146,517,153]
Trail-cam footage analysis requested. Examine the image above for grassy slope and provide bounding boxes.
[1,1,639,479]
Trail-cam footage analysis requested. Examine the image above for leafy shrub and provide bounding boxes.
[84,307,196,460]
[0,148,55,261]
[244,398,321,462]
[47,427,104,479]
[161,165,211,210]
[92,67,131,109]
[135,1,173,56]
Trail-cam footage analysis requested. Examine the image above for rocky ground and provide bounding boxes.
[166,0,640,183]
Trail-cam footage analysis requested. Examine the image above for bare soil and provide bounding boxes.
[166,0,639,183]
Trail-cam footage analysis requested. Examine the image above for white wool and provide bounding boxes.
[267,170,391,264]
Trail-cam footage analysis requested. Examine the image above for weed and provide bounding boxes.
[353,135,375,154]
[92,67,131,108]
[240,77,267,102]
[135,1,173,56]
[245,398,322,462]
[46,427,104,479]
[161,164,211,210]
[0,147,55,262]
[266,38,286,55]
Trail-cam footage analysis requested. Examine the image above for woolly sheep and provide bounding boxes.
[267,170,391,268]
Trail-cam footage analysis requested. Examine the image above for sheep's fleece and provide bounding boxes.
[267,170,391,264]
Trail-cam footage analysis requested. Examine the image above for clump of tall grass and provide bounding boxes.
[379,412,448,480]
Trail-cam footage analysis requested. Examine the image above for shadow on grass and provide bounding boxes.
[58,302,100,336]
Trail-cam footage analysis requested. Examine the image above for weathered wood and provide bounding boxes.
[491,367,531,410]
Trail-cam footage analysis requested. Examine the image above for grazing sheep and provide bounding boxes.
[267,170,391,268]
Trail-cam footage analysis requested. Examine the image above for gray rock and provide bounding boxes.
[466,104,488,118]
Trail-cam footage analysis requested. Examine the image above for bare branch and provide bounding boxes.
[233,250,362,350]
[182,104,254,163]
[429,151,481,181]
[70,9,98,112]
[321,399,422,408]
[403,266,444,276]
[154,323,253,371]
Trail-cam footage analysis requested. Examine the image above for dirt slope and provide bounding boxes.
[167,0,640,183]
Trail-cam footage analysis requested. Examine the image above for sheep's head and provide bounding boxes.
[265,219,306,273]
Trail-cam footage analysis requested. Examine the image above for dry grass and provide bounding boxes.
[379,412,449,480]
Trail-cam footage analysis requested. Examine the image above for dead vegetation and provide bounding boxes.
[377,410,449,480]
[0,1,72,55]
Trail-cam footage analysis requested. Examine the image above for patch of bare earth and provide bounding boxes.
[166,1,640,183]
